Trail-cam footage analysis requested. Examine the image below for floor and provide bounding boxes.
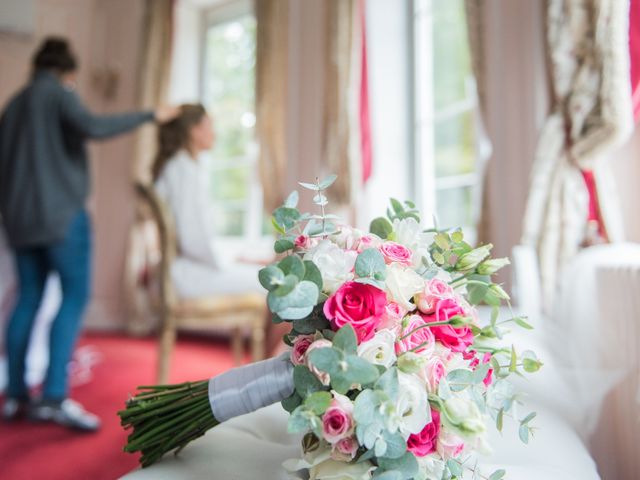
[0,333,240,480]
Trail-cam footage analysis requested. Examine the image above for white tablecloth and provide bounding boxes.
[122,398,598,480]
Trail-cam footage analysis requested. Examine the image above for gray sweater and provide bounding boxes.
[0,70,154,248]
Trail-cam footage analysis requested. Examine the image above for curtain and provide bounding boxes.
[521,0,634,312]
[322,0,356,205]
[132,0,174,184]
[255,0,290,214]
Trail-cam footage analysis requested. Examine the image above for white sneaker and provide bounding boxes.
[29,399,101,432]
[2,398,26,421]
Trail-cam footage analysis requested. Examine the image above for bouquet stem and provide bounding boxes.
[119,380,219,467]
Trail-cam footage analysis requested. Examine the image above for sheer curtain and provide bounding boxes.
[521,0,633,312]
[132,0,174,184]
[255,0,290,214]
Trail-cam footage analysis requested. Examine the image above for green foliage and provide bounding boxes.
[385,198,421,223]
[355,248,387,281]
[274,238,295,254]
[293,365,325,398]
[370,217,393,239]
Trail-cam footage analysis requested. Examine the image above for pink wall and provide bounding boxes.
[0,0,147,330]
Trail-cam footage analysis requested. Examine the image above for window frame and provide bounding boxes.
[412,0,480,241]
[198,0,264,242]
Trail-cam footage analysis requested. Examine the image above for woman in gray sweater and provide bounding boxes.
[0,37,178,431]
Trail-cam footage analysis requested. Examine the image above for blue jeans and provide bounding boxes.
[5,209,91,401]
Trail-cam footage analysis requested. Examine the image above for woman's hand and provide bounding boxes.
[154,105,181,123]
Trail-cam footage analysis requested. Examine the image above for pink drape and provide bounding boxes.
[631,0,640,121]
[358,0,372,184]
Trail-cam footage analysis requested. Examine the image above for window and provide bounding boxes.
[201,1,262,239]
[413,0,479,241]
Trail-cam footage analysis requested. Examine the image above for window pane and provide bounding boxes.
[432,0,473,111]
[434,111,476,177]
[211,205,246,237]
[204,15,256,162]
[435,186,475,229]
[210,165,251,202]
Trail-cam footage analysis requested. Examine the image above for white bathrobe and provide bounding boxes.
[154,150,260,299]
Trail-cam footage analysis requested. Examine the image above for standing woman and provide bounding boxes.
[0,37,178,431]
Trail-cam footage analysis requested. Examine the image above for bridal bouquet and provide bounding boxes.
[119,175,541,480]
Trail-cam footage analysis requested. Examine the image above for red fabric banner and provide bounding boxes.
[630,0,640,122]
[359,0,373,183]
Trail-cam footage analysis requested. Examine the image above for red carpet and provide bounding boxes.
[0,334,241,480]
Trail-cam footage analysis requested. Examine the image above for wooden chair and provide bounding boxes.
[134,183,267,383]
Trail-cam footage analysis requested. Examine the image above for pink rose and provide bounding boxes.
[464,351,493,386]
[323,282,387,343]
[322,395,354,444]
[331,436,359,461]
[356,235,379,253]
[480,352,493,387]
[293,235,311,250]
[378,302,407,330]
[396,314,435,356]
[290,335,315,366]
[415,278,454,314]
[407,409,441,457]
[423,356,446,393]
[379,241,413,266]
[437,430,465,459]
[305,339,333,385]
[423,298,474,352]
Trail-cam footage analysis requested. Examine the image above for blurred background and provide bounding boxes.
[0,0,639,479]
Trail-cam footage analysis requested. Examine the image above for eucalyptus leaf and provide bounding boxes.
[355,248,386,279]
[304,391,332,415]
[273,207,301,231]
[514,316,534,330]
[274,239,295,254]
[299,181,321,191]
[267,280,319,320]
[293,365,324,398]
[379,431,407,459]
[345,355,380,385]
[278,255,305,280]
[273,274,299,297]
[258,266,285,291]
[318,174,338,189]
[281,392,303,413]
[284,190,299,208]
[332,324,358,354]
[488,469,506,480]
[518,424,530,443]
[496,407,504,432]
[377,451,419,479]
[302,260,323,291]
[307,347,341,375]
[370,217,393,239]
[313,194,328,206]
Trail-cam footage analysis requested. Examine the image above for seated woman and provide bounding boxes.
[153,104,261,299]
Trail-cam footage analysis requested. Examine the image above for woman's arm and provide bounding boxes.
[59,89,155,139]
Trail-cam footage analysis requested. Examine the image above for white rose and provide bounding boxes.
[416,454,446,480]
[310,458,375,480]
[330,226,362,251]
[385,264,424,311]
[357,329,397,368]
[284,446,375,480]
[304,240,357,294]
[396,371,430,438]
[443,397,486,437]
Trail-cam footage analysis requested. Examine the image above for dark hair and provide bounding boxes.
[33,37,78,73]
[152,104,208,180]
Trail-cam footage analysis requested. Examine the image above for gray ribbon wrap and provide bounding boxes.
[208,352,295,422]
